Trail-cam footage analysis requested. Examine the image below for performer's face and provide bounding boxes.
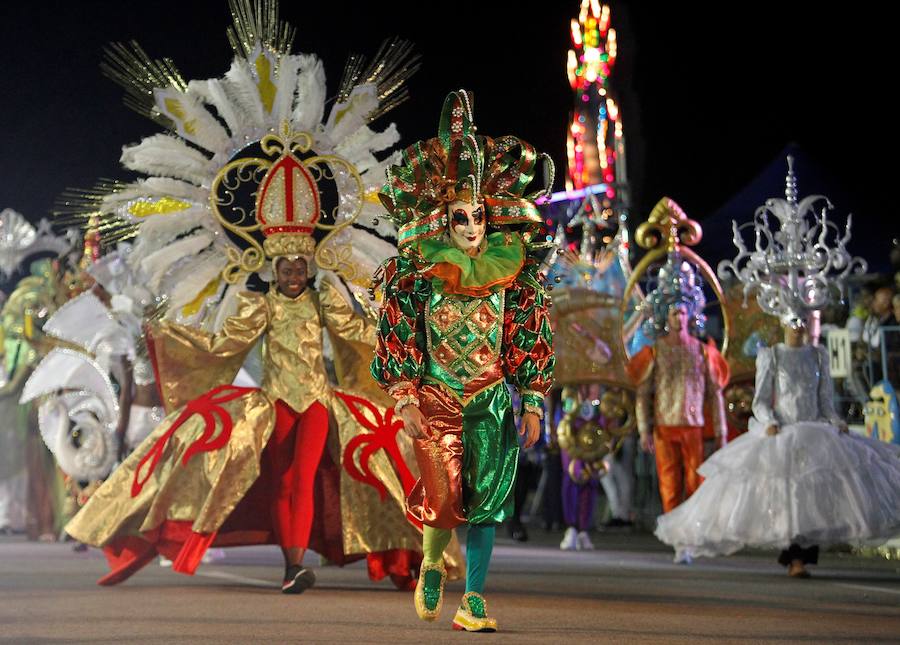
[275,257,308,298]
[448,200,486,255]
[667,304,688,334]
[783,322,806,347]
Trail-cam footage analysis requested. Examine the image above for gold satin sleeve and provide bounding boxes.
[151,291,269,410]
[319,281,376,346]
[319,282,393,408]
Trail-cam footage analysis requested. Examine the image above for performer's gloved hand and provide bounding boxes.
[765,424,779,436]
[399,405,429,439]
[639,433,654,454]
[520,411,541,449]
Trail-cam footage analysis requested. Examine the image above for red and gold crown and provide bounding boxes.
[211,123,364,283]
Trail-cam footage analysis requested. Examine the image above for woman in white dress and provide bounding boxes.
[655,320,900,576]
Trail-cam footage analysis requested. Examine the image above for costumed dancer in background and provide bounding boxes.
[626,253,728,562]
[86,251,163,459]
[655,314,900,575]
[63,1,450,593]
[558,386,599,550]
[655,159,900,575]
[19,247,162,540]
[0,308,30,535]
[373,89,555,632]
[0,211,77,540]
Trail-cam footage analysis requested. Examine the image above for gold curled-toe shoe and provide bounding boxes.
[414,561,447,621]
[451,591,498,632]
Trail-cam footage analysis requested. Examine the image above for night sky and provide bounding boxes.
[0,2,892,265]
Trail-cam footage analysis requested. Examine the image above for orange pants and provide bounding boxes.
[654,425,704,513]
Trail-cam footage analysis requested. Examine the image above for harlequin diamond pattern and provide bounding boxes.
[470,301,498,333]
[430,300,464,333]
[428,293,503,383]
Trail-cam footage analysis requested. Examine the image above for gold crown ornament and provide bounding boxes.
[211,122,365,283]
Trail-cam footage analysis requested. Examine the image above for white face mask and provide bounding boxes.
[447,200,486,254]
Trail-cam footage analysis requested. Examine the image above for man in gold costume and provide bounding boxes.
[627,254,728,547]
[66,137,443,594]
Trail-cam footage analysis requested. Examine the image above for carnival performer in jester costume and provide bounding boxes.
[64,0,455,594]
[372,90,555,632]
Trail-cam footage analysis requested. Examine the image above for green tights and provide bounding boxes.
[422,524,495,594]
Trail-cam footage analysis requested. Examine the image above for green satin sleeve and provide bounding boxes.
[502,268,555,416]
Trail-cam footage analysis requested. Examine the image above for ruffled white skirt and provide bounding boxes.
[655,421,900,557]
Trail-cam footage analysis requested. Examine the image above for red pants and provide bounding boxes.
[654,425,704,513]
[265,400,329,549]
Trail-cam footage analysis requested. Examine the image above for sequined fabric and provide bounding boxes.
[751,344,842,427]
[68,283,454,570]
[406,383,518,529]
[634,339,726,437]
[372,253,551,529]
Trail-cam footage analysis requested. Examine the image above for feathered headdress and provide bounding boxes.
[55,0,418,329]
[379,89,555,253]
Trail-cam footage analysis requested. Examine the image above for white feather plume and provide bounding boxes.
[272,54,302,126]
[160,250,228,312]
[222,58,268,139]
[140,231,215,292]
[153,86,232,157]
[292,55,326,132]
[189,77,244,142]
[120,134,216,186]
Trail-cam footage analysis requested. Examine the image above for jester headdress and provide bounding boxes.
[380,90,554,254]
[639,252,707,339]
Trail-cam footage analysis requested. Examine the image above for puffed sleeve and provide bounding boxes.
[502,271,555,418]
[815,344,843,425]
[750,346,778,427]
[158,291,268,357]
[370,257,427,406]
[150,291,268,410]
[318,280,376,347]
[626,345,655,438]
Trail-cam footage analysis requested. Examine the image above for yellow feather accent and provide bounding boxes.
[255,52,277,114]
[127,197,193,218]
[181,277,222,316]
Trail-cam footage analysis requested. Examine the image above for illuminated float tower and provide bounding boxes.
[567,0,625,193]
[559,0,629,260]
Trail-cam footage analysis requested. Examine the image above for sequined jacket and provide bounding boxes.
[370,255,554,415]
[630,338,727,437]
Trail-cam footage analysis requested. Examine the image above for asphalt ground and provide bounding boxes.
[1,528,899,644]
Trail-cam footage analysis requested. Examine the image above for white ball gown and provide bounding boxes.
[655,343,900,557]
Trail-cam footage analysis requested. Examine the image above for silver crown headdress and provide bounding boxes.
[718,156,867,327]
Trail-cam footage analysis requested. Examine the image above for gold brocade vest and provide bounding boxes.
[649,341,708,428]
[261,289,331,414]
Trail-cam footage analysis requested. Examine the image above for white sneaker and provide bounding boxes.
[673,548,693,565]
[576,531,594,551]
[559,527,578,550]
